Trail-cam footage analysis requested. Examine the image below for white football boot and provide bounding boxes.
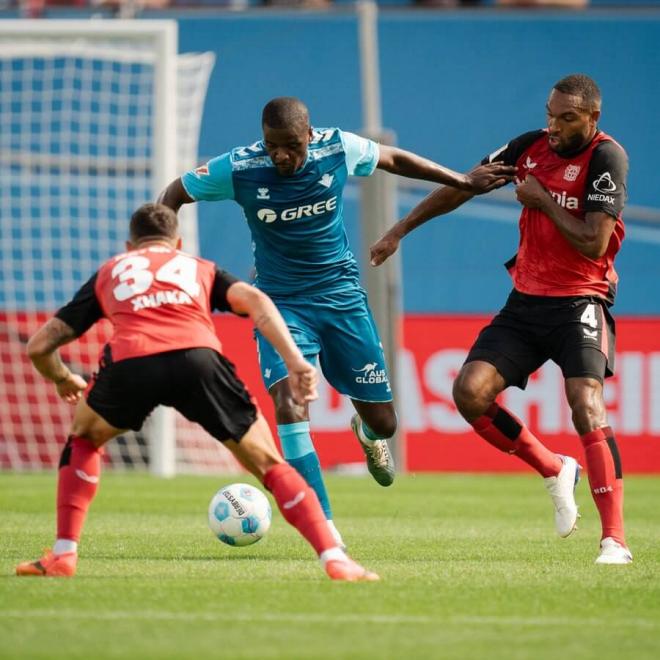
[351,414,395,487]
[543,455,580,537]
[595,537,633,565]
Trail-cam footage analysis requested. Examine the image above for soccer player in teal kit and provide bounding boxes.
[159,97,515,546]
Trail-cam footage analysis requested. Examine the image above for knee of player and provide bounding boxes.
[567,384,606,434]
[566,380,606,417]
[452,372,480,411]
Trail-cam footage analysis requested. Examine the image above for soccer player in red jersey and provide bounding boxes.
[371,74,631,565]
[16,203,378,581]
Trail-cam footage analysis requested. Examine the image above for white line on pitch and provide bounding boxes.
[1,610,658,629]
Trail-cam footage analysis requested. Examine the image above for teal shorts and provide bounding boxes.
[256,288,392,403]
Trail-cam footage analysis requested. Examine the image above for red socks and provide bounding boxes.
[580,426,625,546]
[263,463,336,556]
[57,435,103,543]
[473,405,626,546]
[472,403,562,477]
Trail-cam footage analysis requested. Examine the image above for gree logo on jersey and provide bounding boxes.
[548,189,579,210]
[257,196,338,223]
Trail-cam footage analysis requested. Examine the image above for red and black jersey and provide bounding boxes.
[55,245,240,362]
[483,129,628,303]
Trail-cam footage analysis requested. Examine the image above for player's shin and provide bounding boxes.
[472,403,562,477]
[278,422,333,519]
[263,462,337,555]
[580,426,626,545]
[56,435,103,548]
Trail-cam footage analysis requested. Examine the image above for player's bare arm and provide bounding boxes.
[226,282,318,405]
[515,174,616,259]
[370,185,474,266]
[157,178,194,212]
[26,317,87,403]
[376,145,516,194]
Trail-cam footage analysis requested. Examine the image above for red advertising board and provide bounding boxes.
[2,312,658,473]
[216,315,660,474]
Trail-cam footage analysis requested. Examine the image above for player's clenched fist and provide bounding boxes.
[56,373,88,404]
[288,358,319,404]
[514,174,549,209]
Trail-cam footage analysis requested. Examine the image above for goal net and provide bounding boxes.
[0,20,241,475]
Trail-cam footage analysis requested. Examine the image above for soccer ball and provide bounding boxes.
[208,483,272,547]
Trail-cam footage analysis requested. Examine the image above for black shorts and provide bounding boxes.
[465,289,616,389]
[87,347,258,442]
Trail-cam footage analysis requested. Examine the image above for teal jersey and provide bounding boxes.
[181,128,379,295]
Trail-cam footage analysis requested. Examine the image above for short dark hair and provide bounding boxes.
[262,97,309,130]
[129,203,178,243]
[553,74,601,111]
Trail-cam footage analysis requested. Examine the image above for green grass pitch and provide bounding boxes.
[2,472,659,659]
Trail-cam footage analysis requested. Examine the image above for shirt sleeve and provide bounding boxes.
[181,153,235,202]
[210,267,242,313]
[481,130,546,167]
[340,130,380,176]
[584,140,628,218]
[55,273,104,337]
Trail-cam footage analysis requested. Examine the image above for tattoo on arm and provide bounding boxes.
[43,318,77,351]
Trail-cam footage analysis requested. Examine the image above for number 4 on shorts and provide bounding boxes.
[580,303,598,329]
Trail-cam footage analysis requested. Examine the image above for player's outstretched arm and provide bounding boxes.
[377,145,516,194]
[370,186,474,266]
[157,178,195,213]
[226,283,318,405]
[26,318,87,404]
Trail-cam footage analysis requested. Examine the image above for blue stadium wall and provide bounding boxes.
[156,8,659,315]
[9,7,654,313]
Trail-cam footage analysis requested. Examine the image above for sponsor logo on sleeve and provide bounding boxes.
[194,164,209,176]
[593,172,617,193]
[587,171,617,204]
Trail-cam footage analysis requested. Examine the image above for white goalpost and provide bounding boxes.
[0,19,240,476]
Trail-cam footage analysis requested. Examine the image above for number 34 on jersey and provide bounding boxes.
[111,248,201,311]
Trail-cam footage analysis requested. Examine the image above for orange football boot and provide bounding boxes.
[16,549,77,577]
[325,557,380,582]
